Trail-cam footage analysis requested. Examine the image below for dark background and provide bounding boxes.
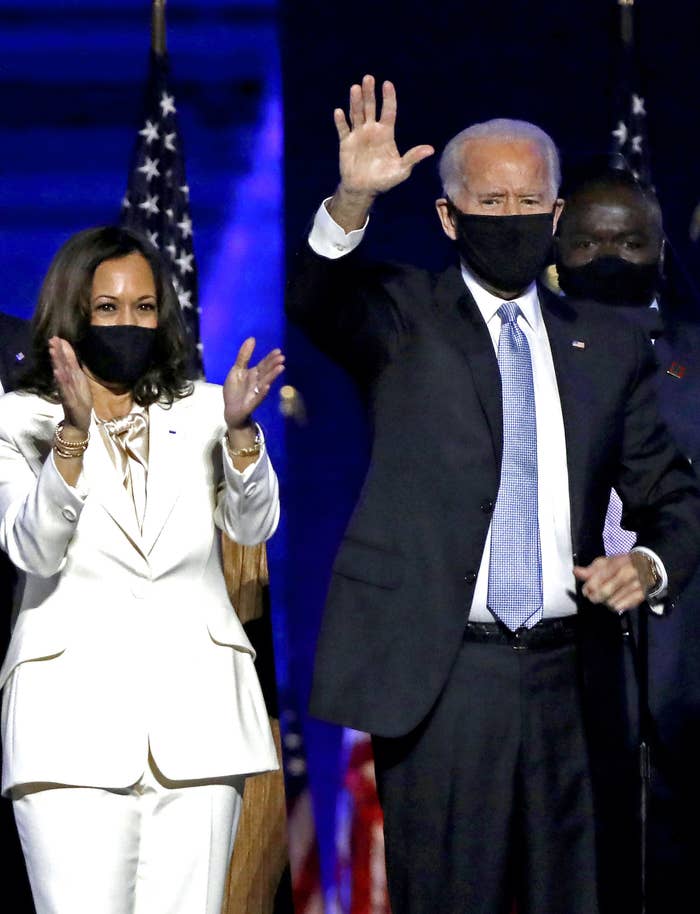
[1,0,699,905]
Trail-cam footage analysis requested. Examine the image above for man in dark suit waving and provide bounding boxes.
[286,75,700,914]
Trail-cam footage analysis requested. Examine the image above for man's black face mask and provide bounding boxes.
[556,255,660,308]
[446,199,555,293]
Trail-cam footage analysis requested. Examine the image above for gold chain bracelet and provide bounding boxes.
[227,426,261,459]
[53,421,89,459]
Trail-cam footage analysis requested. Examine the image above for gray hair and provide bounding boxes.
[438,118,561,201]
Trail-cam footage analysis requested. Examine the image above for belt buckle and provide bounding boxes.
[511,628,527,652]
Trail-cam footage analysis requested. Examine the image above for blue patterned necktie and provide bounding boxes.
[487,302,543,630]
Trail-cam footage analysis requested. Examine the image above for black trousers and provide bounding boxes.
[372,635,600,914]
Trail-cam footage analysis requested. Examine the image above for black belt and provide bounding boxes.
[464,615,579,651]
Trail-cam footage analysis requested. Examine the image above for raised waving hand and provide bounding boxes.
[328,75,434,231]
[223,337,285,432]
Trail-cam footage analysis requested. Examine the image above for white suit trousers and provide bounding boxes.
[12,755,244,914]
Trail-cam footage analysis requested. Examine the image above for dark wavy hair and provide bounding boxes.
[21,226,193,406]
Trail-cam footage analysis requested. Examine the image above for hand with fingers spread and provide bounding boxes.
[573,552,658,613]
[48,336,93,435]
[327,74,434,232]
[223,337,285,434]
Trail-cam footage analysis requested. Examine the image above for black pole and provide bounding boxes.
[637,603,650,914]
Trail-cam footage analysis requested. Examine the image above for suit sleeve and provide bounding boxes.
[0,428,87,578]
[615,328,700,603]
[214,428,280,546]
[285,217,413,382]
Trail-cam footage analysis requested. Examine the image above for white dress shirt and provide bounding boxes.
[308,202,667,618]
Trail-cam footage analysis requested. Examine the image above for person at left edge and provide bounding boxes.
[0,311,30,396]
[0,310,34,914]
[0,226,284,914]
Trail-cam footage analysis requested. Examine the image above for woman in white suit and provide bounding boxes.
[0,227,285,914]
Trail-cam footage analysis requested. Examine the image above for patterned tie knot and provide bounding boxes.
[497,302,521,325]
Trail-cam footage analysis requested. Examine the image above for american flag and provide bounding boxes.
[120,49,203,376]
[332,729,389,914]
[281,700,324,914]
[610,0,651,182]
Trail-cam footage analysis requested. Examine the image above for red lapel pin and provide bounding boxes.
[667,361,686,379]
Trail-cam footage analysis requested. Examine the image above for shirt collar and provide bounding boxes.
[460,261,542,332]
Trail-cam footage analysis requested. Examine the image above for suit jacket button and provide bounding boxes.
[61,505,78,522]
[464,572,477,584]
[480,499,494,513]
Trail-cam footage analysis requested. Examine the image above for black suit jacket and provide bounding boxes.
[0,312,33,913]
[286,245,700,738]
[0,312,30,620]
[0,312,30,394]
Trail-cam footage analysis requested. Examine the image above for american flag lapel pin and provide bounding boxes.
[15,351,24,362]
[667,361,686,379]
[571,340,586,350]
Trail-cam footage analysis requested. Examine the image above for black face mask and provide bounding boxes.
[446,200,555,292]
[77,325,157,387]
[556,256,659,308]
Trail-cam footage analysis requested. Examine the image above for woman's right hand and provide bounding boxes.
[48,336,93,434]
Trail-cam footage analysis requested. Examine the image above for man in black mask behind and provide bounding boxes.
[286,76,700,914]
[556,168,700,913]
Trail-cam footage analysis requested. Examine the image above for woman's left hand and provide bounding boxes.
[223,337,285,431]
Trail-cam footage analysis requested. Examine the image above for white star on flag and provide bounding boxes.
[175,251,194,275]
[121,49,203,375]
[138,156,161,181]
[632,94,646,116]
[631,135,643,154]
[612,121,628,146]
[159,92,176,116]
[138,193,159,215]
[139,120,160,144]
[177,215,193,239]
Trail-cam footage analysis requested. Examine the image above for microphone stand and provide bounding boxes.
[621,605,651,914]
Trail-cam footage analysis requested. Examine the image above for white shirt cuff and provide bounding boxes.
[49,449,89,501]
[631,545,668,614]
[307,198,368,259]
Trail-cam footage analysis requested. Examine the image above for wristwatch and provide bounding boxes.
[636,552,661,595]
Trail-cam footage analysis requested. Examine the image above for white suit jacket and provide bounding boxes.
[0,382,280,794]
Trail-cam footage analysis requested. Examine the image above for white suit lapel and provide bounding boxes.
[141,398,187,556]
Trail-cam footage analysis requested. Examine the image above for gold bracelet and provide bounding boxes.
[53,421,89,458]
[227,427,261,458]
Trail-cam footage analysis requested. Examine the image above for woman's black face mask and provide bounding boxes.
[445,198,555,292]
[77,324,157,387]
